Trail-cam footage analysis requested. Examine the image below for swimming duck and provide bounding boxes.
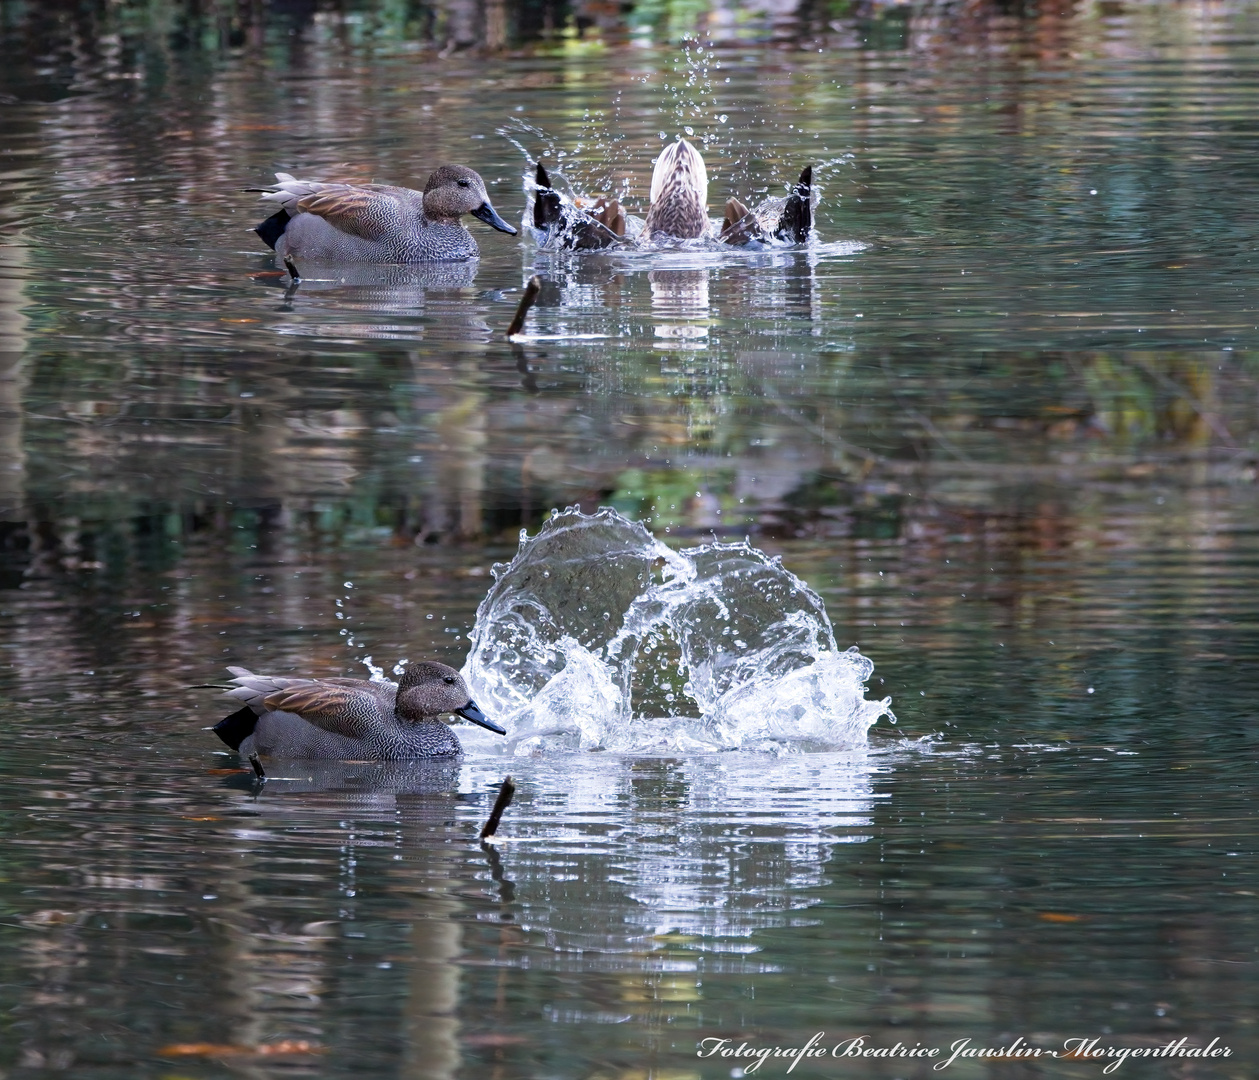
[251,165,517,262]
[531,139,811,249]
[212,661,505,760]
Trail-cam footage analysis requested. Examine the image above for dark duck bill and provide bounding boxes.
[455,699,506,734]
[471,201,518,234]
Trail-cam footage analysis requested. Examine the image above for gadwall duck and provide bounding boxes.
[532,162,626,250]
[212,661,505,760]
[532,139,811,249]
[644,137,710,240]
[251,165,517,262]
[721,165,812,245]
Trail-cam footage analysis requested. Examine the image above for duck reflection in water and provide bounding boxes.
[531,137,813,250]
[650,268,711,348]
[249,258,497,343]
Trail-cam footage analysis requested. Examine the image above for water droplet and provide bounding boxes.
[684,126,694,136]
[718,114,728,124]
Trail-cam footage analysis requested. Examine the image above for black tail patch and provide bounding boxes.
[255,207,291,251]
[775,165,812,244]
[533,163,564,230]
[214,705,259,751]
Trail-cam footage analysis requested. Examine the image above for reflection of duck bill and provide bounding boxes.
[455,699,507,734]
[471,200,518,235]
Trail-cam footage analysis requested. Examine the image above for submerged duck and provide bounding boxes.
[721,165,812,246]
[213,661,505,760]
[644,137,710,240]
[251,165,517,262]
[532,138,812,250]
[532,163,626,249]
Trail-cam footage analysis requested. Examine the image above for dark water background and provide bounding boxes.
[1,0,1258,1076]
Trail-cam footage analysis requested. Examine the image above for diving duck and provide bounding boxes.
[212,661,505,760]
[250,165,517,262]
[644,137,710,240]
[721,165,813,245]
[531,138,812,250]
[532,162,626,249]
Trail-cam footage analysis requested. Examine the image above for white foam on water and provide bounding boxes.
[460,507,893,756]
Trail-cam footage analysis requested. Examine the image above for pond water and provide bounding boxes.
[1,2,1258,1077]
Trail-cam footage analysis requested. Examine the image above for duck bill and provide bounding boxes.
[471,200,518,235]
[455,699,506,735]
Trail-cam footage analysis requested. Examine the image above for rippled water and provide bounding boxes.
[2,2,1259,1077]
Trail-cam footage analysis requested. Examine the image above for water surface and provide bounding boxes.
[1,3,1258,1077]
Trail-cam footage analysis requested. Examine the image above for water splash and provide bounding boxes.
[461,507,893,754]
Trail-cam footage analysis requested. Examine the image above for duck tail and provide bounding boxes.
[213,705,259,751]
[532,162,564,230]
[254,207,291,251]
[774,165,812,244]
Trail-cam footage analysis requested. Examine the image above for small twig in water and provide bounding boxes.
[479,776,516,839]
[506,276,541,338]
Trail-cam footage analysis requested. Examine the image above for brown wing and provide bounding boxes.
[594,198,626,238]
[262,679,387,739]
[295,186,399,243]
[721,197,758,245]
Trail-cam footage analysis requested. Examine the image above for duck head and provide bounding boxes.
[396,661,506,734]
[644,137,709,240]
[423,165,517,235]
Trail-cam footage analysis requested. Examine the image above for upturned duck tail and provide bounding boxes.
[533,162,564,230]
[775,165,812,244]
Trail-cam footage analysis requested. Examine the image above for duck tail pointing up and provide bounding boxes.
[774,165,812,244]
[532,162,565,230]
[649,137,708,209]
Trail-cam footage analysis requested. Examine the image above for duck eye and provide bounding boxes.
[443,675,457,684]
[457,178,471,188]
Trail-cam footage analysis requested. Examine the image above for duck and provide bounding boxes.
[250,165,517,263]
[532,161,626,250]
[212,661,505,760]
[644,137,710,240]
[530,138,812,249]
[721,165,813,246]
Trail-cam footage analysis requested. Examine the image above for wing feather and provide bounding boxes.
[294,186,400,242]
[262,681,388,739]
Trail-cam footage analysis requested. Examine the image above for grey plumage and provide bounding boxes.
[251,164,517,262]
[215,660,504,760]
